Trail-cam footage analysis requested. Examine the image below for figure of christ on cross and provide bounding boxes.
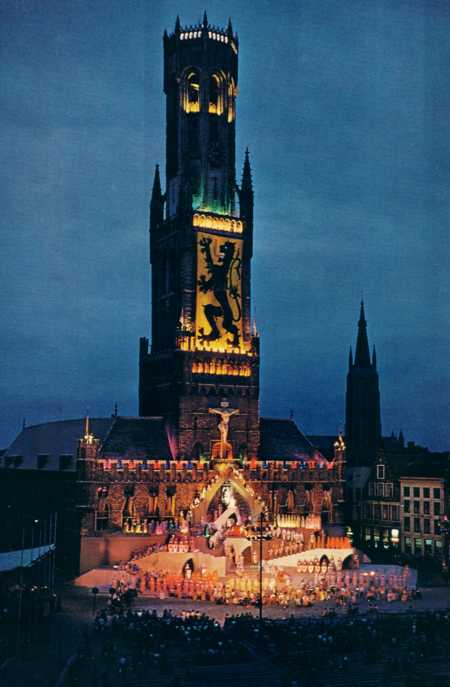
[208,402,240,460]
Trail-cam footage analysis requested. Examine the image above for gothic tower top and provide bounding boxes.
[345,301,382,466]
[162,14,240,218]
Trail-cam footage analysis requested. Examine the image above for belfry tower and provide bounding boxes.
[345,302,382,467]
[139,15,259,460]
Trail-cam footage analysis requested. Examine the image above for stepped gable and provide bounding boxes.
[100,416,172,459]
[4,418,113,471]
[259,418,318,461]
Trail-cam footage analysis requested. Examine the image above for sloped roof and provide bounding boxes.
[307,435,337,459]
[100,417,172,459]
[3,418,113,471]
[259,418,316,460]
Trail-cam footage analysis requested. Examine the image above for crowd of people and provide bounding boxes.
[64,607,450,687]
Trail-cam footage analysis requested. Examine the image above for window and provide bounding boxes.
[404,500,410,513]
[382,505,389,520]
[384,483,393,498]
[413,501,420,514]
[404,537,412,553]
[59,454,72,470]
[413,518,421,533]
[414,538,423,555]
[374,504,381,520]
[403,517,410,531]
[184,70,200,113]
[434,520,441,535]
[433,488,441,500]
[376,464,385,480]
[208,73,223,114]
[423,518,430,534]
[413,487,420,498]
[391,505,400,520]
[37,454,48,469]
[424,501,430,515]
[403,486,410,497]
[434,502,441,516]
[8,456,23,468]
[424,539,433,556]
[423,488,430,498]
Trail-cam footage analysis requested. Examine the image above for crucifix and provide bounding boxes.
[209,401,239,459]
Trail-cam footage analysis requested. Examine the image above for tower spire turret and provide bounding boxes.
[150,164,164,227]
[348,346,353,369]
[354,300,371,368]
[240,148,254,229]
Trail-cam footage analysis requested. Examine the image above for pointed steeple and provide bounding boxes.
[242,148,253,193]
[354,300,371,368]
[227,17,233,38]
[348,346,353,370]
[175,15,181,34]
[150,164,164,227]
[202,10,208,28]
[151,164,162,200]
[239,148,253,227]
[399,430,405,447]
[372,345,377,369]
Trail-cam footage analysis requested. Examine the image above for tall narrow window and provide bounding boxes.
[184,70,200,113]
[209,73,223,114]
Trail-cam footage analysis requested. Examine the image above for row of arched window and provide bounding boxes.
[182,69,236,121]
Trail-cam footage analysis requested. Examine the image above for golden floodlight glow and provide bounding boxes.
[193,213,243,234]
[192,360,251,376]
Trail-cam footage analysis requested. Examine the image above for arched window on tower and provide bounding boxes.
[227,78,236,123]
[209,73,224,115]
[183,70,200,113]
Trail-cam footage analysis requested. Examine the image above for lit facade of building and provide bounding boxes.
[400,476,446,559]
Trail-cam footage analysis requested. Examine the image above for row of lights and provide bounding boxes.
[179,31,229,44]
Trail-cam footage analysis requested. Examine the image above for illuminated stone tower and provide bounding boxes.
[139,14,259,460]
[345,302,382,467]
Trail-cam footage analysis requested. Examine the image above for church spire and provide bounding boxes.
[150,164,164,227]
[151,164,162,199]
[345,300,382,467]
[348,346,353,370]
[242,148,253,193]
[354,300,371,368]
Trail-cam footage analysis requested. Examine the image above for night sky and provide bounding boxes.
[1,0,449,451]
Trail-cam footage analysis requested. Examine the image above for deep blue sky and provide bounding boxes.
[1,0,449,450]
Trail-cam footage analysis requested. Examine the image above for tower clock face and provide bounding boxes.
[195,231,243,351]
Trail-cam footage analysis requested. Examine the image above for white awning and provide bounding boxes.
[0,544,55,572]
